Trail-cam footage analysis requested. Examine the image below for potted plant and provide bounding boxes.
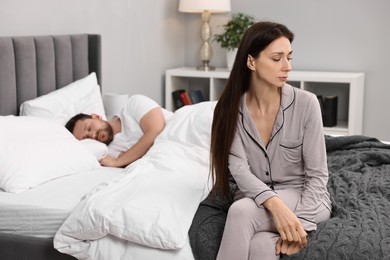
[213,13,255,69]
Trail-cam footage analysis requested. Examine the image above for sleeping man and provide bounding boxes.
[65,94,172,168]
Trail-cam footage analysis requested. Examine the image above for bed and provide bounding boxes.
[0,33,213,260]
[189,135,390,260]
[0,33,103,260]
[2,34,390,260]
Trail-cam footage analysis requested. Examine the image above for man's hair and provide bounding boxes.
[65,113,92,133]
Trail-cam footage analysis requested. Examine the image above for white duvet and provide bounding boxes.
[54,101,217,260]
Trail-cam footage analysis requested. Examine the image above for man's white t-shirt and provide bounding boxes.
[107,94,173,158]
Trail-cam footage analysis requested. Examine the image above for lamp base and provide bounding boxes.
[197,62,215,71]
[196,11,215,71]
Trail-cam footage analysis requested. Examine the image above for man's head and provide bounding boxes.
[65,113,114,145]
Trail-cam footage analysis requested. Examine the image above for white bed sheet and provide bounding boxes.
[0,167,124,238]
[54,102,217,260]
[0,165,197,260]
[82,234,195,260]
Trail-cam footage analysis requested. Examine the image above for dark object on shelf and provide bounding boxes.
[172,89,186,109]
[189,90,205,104]
[323,96,338,127]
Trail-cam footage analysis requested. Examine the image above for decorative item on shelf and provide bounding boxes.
[178,0,231,71]
[317,95,338,127]
[103,93,129,118]
[226,48,238,70]
[213,12,255,70]
[323,96,338,127]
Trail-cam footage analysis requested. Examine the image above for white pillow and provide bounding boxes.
[80,139,108,161]
[20,72,106,125]
[0,116,101,193]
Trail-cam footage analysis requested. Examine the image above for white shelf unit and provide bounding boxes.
[287,71,365,136]
[165,67,365,136]
[165,67,230,111]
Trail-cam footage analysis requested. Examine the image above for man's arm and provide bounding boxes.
[99,107,165,167]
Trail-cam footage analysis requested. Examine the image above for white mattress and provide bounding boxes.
[0,167,124,238]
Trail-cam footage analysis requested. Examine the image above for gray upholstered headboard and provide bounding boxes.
[0,34,101,116]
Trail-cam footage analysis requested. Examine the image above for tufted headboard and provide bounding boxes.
[0,34,101,116]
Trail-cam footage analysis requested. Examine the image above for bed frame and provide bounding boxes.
[0,34,101,260]
[0,34,101,116]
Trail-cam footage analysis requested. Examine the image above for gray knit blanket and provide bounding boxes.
[189,135,390,260]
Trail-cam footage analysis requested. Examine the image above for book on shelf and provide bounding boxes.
[180,91,192,106]
[172,89,185,109]
[171,89,205,110]
[188,90,205,104]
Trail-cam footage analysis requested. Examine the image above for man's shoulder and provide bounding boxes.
[123,94,160,121]
[127,94,158,106]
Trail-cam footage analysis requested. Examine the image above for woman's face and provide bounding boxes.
[248,36,292,88]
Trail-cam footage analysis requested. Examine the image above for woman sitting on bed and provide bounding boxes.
[65,94,172,168]
[210,21,332,259]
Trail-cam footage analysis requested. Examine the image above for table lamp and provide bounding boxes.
[179,0,231,71]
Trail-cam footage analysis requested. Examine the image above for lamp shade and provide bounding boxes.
[178,0,231,13]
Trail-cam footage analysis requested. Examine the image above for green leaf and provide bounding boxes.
[213,13,255,50]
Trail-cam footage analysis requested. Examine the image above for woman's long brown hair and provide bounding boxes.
[210,21,294,198]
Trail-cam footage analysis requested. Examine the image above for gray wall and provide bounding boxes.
[1,0,389,140]
[0,0,184,106]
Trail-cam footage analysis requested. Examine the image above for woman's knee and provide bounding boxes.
[226,198,272,230]
[227,198,258,222]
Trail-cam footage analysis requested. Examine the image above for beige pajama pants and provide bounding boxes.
[216,189,331,260]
